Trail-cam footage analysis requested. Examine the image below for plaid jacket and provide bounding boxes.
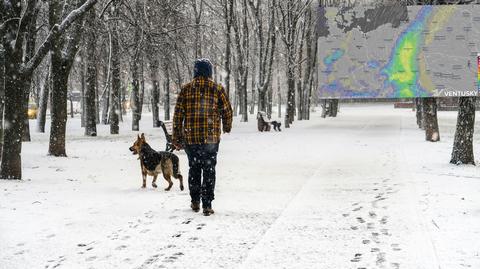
[173,77,233,145]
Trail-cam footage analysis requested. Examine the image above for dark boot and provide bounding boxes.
[191,202,200,213]
[203,207,215,216]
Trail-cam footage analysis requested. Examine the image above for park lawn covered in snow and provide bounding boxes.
[1,104,479,269]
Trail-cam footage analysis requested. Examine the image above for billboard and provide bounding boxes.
[317,3,480,99]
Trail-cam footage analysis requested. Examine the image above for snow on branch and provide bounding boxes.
[23,0,99,74]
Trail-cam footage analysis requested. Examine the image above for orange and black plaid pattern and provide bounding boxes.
[173,77,233,145]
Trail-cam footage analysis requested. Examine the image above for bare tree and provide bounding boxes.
[248,0,277,115]
[0,45,4,158]
[163,62,171,121]
[149,55,161,127]
[191,0,205,58]
[1,0,98,179]
[84,7,98,136]
[232,0,250,122]
[422,97,440,142]
[109,3,121,135]
[49,0,92,157]
[451,97,476,165]
[277,0,313,127]
[22,5,40,142]
[37,64,51,133]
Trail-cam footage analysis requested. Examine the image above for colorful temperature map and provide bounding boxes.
[318,4,480,99]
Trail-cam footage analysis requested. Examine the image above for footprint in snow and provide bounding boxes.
[353,206,363,212]
[350,253,362,263]
[172,233,183,238]
[115,245,127,251]
[356,217,365,224]
[164,252,184,263]
[182,218,193,225]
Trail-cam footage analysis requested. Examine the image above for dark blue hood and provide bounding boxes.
[193,58,213,78]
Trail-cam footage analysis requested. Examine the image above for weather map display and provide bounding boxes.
[317,3,480,99]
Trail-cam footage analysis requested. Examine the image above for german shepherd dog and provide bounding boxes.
[129,134,184,191]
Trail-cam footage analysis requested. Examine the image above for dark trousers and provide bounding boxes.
[185,143,219,208]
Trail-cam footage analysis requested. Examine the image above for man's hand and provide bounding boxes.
[173,142,183,150]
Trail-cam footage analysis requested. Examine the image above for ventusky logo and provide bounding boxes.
[434,89,480,97]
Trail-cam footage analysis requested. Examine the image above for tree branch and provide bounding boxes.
[23,0,99,74]
[14,0,37,52]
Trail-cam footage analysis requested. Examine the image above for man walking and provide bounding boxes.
[173,59,233,216]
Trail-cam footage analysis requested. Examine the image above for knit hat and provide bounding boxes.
[193,58,213,78]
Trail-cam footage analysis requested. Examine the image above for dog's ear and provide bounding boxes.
[137,134,141,140]
[141,133,145,141]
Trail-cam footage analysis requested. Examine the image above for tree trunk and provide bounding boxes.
[101,88,110,125]
[321,100,328,118]
[329,99,339,117]
[69,95,75,118]
[48,0,87,156]
[1,65,26,179]
[22,12,38,143]
[423,97,440,142]
[242,73,249,122]
[85,8,98,136]
[139,60,145,120]
[37,66,51,133]
[450,97,476,165]
[1,9,27,178]
[285,64,295,128]
[164,68,171,121]
[258,91,267,113]
[150,58,160,127]
[250,47,256,115]
[95,79,100,124]
[131,70,141,130]
[415,98,424,129]
[152,80,160,126]
[49,58,70,157]
[277,91,281,119]
[0,46,4,159]
[80,51,86,128]
[22,83,32,143]
[224,0,233,98]
[267,84,273,119]
[109,24,121,135]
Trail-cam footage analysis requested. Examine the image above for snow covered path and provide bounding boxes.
[1,104,479,269]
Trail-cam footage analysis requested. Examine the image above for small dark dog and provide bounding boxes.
[129,134,184,191]
[270,121,282,132]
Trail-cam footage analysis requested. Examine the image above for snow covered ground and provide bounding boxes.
[1,104,479,269]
